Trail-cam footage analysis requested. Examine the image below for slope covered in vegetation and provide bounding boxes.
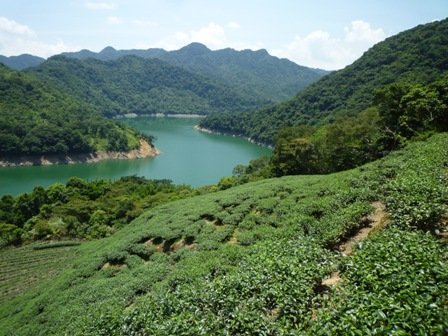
[62,42,328,102]
[0,177,203,247]
[28,55,266,117]
[0,64,148,157]
[268,73,448,176]
[0,241,80,304]
[0,133,446,335]
[201,18,448,144]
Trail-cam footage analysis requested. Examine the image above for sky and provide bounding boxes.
[0,0,447,70]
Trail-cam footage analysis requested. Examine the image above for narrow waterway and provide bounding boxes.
[0,117,271,196]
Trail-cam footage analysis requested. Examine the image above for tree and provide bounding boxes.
[0,195,15,224]
[272,137,318,176]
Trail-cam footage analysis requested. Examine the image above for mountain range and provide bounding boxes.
[0,43,328,157]
[62,43,328,102]
[1,43,328,103]
[201,18,448,143]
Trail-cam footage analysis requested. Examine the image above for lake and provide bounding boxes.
[0,117,271,196]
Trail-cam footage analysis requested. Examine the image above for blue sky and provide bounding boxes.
[0,0,447,69]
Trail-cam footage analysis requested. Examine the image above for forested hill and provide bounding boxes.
[0,64,147,157]
[152,43,328,102]
[201,18,448,144]
[62,43,328,102]
[0,54,45,70]
[28,55,266,117]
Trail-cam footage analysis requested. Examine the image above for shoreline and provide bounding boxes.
[114,113,207,119]
[193,125,273,149]
[0,139,159,168]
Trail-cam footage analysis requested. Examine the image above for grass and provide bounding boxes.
[0,133,446,335]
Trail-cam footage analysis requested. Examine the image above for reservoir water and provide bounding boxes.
[0,117,271,196]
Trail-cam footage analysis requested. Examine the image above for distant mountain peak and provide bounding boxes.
[199,18,448,144]
[0,53,45,70]
[43,42,327,102]
[179,42,210,54]
[254,48,269,55]
[100,46,117,53]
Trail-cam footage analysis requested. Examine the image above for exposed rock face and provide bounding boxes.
[0,139,159,167]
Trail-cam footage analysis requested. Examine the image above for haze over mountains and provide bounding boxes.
[0,54,45,71]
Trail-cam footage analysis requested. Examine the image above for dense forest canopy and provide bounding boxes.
[0,42,327,158]
[61,42,328,102]
[267,74,448,176]
[1,44,327,103]
[0,64,148,156]
[0,177,202,246]
[201,18,448,144]
[28,55,266,117]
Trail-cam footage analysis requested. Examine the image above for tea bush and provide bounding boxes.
[0,134,446,335]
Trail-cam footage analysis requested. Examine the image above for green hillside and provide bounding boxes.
[62,43,328,102]
[0,177,200,247]
[0,133,446,335]
[0,242,80,304]
[1,18,447,336]
[201,18,448,144]
[28,55,267,117]
[157,43,328,102]
[0,64,147,157]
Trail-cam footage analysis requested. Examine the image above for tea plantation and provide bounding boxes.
[0,134,446,335]
[0,241,80,304]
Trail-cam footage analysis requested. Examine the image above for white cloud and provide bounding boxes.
[157,22,228,50]
[227,21,240,29]
[0,16,78,57]
[191,22,226,48]
[272,20,386,70]
[107,16,124,25]
[345,20,385,43]
[0,37,78,58]
[85,1,116,10]
[0,16,35,36]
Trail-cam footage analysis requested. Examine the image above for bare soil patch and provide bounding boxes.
[320,201,389,288]
[0,139,159,167]
[339,201,389,256]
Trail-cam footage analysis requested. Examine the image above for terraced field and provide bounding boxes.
[0,242,80,304]
[0,134,446,335]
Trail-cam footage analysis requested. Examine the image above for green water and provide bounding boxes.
[0,117,271,196]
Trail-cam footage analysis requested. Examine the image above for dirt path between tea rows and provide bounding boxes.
[321,201,389,287]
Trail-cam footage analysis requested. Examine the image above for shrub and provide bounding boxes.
[104,250,128,265]
[0,223,24,247]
